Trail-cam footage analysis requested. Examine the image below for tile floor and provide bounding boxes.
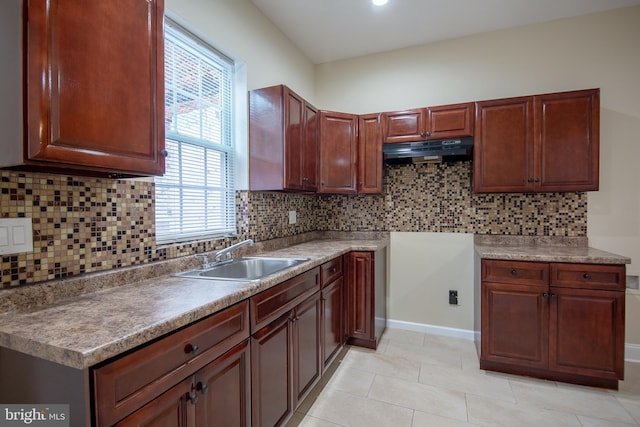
[287,328,640,427]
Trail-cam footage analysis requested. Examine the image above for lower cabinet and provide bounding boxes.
[250,268,321,427]
[92,252,385,426]
[481,259,626,389]
[346,250,387,349]
[93,301,250,426]
[116,340,251,427]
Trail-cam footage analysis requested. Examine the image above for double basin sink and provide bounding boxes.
[175,257,309,282]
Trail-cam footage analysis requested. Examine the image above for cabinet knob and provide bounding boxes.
[185,343,200,355]
[188,392,198,405]
[198,382,209,394]
[583,273,592,280]
[511,269,518,276]
[160,149,169,158]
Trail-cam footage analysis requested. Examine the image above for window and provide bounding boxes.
[155,19,236,244]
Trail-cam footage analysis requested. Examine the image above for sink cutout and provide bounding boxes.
[174,257,309,282]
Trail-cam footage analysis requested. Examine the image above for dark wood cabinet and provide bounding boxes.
[249,85,318,191]
[480,259,625,389]
[382,103,474,143]
[194,340,251,427]
[116,340,250,427]
[114,377,193,427]
[320,257,344,371]
[318,111,359,194]
[346,250,386,349]
[93,301,250,426]
[292,292,322,405]
[358,113,383,194]
[249,268,320,427]
[474,89,599,193]
[1,0,165,177]
[251,313,293,427]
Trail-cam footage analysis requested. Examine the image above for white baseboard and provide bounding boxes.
[626,344,640,363]
[386,319,476,341]
[387,319,640,363]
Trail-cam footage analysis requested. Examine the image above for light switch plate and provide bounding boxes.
[0,218,33,255]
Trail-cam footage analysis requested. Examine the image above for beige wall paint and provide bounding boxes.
[316,7,640,345]
[165,0,316,100]
[389,233,475,331]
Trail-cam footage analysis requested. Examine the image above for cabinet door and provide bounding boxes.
[114,377,194,427]
[481,281,549,370]
[302,103,319,191]
[382,108,426,143]
[251,313,293,427]
[322,277,344,371]
[26,0,165,176]
[473,97,534,193]
[284,88,305,190]
[535,89,599,192]
[318,111,358,194]
[293,293,321,405]
[358,113,383,194]
[195,340,251,427]
[549,287,624,380]
[427,103,474,139]
[347,252,374,343]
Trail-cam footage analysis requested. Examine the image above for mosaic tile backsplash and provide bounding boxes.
[1,161,587,287]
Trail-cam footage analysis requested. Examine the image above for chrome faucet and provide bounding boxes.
[214,239,254,263]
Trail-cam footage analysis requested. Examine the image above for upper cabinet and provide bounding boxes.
[318,111,359,194]
[357,114,383,194]
[382,102,474,143]
[474,89,599,193]
[0,0,165,177]
[249,85,318,191]
[317,112,383,195]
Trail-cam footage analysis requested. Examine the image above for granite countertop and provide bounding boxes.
[0,238,388,370]
[474,235,631,264]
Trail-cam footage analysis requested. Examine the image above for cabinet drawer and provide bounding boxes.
[482,259,548,286]
[550,264,626,291]
[94,300,249,426]
[321,257,343,287]
[250,267,320,331]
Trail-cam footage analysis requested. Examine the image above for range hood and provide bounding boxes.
[383,137,473,164]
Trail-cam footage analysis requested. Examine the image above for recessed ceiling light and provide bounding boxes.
[372,0,388,6]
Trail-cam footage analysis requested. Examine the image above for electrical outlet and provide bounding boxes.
[288,210,297,225]
[449,290,458,305]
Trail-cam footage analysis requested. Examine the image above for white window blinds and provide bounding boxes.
[155,19,236,244]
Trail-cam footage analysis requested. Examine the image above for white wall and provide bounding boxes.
[165,0,316,100]
[316,6,640,343]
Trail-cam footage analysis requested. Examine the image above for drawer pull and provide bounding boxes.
[185,344,200,355]
[511,269,518,277]
[583,273,592,280]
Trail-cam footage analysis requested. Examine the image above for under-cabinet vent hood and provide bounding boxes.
[383,138,473,164]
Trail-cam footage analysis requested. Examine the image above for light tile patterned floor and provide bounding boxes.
[288,328,640,427]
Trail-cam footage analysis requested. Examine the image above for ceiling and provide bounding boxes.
[250,0,640,64]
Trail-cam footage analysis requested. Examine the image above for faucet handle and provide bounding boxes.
[195,254,210,269]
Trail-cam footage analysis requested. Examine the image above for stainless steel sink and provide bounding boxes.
[174,257,309,281]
